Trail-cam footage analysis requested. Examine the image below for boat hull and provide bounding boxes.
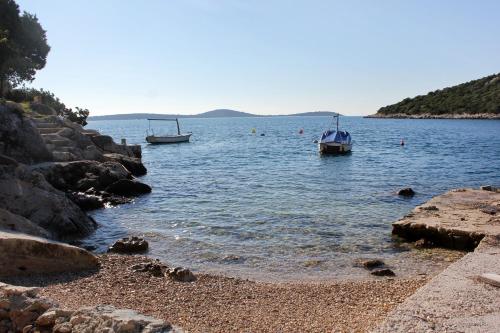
[319,142,352,154]
[146,133,192,144]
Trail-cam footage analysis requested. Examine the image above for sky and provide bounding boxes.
[16,0,500,116]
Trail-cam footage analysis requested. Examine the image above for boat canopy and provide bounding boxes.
[319,130,351,144]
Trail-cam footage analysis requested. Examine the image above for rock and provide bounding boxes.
[130,262,166,277]
[0,163,96,238]
[480,185,496,192]
[414,238,436,248]
[53,322,72,332]
[35,160,132,193]
[35,310,57,327]
[371,268,396,277]
[0,208,51,238]
[0,283,58,332]
[66,192,104,211]
[361,259,385,269]
[420,205,439,211]
[0,283,182,333]
[0,105,52,163]
[105,179,152,196]
[69,305,178,333]
[480,206,498,215]
[398,188,415,197]
[103,153,147,177]
[166,267,196,282]
[91,135,142,158]
[10,310,39,331]
[0,231,99,277]
[108,237,149,254]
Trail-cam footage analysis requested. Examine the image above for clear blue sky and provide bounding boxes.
[17,0,500,116]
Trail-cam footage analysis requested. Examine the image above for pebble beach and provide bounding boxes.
[2,255,432,333]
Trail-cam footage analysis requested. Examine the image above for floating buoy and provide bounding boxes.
[251,128,256,134]
[400,139,405,146]
[299,128,304,134]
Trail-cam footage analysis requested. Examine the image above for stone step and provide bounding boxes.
[53,146,74,152]
[38,127,63,134]
[52,151,76,162]
[45,139,74,148]
[82,130,100,137]
[36,122,59,128]
[41,133,62,140]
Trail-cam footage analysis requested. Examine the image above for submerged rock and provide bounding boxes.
[108,236,149,254]
[361,259,385,269]
[398,188,415,197]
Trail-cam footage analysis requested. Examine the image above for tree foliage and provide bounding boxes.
[6,87,90,126]
[377,74,500,116]
[0,0,50,93]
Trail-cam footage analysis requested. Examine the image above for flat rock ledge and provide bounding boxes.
[0,231,98,277]
[0,282,183,333]
[392,188,500,250]
[373,188,500,332]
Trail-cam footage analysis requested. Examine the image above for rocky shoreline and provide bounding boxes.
[365,112,500,119]
[0,101,151,241]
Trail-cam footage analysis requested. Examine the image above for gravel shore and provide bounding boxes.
[5,255,430,332]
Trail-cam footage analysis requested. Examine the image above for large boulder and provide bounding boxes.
[103,153,147,176]
[105,179,152,196]
[0,162,96,239]
[0,208,51,238]
[35,160,132,192]
[0,104,52,163]
[91,135,142,158]
[0,231,99,277]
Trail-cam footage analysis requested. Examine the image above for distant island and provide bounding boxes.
[88,109,340,121]
[367,73,500,119]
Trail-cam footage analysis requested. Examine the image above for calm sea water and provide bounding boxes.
[82,116,500,280]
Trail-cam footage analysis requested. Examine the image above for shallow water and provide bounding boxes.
[82,116,500,280]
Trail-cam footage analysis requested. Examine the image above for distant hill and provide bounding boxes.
[88,109,341,120]
[368,73,500,119]
[197,109,256,118]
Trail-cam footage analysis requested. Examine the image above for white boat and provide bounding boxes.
[318,113,352,154]
[145,118,192,144]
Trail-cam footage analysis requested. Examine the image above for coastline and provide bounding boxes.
[365,112,500,119]
[1,99,499,331]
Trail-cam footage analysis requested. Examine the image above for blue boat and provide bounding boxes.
[318,114,352,154]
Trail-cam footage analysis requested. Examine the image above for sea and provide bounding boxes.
[81,116,500,280]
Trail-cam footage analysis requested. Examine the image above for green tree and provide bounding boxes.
[0,0,50,95]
